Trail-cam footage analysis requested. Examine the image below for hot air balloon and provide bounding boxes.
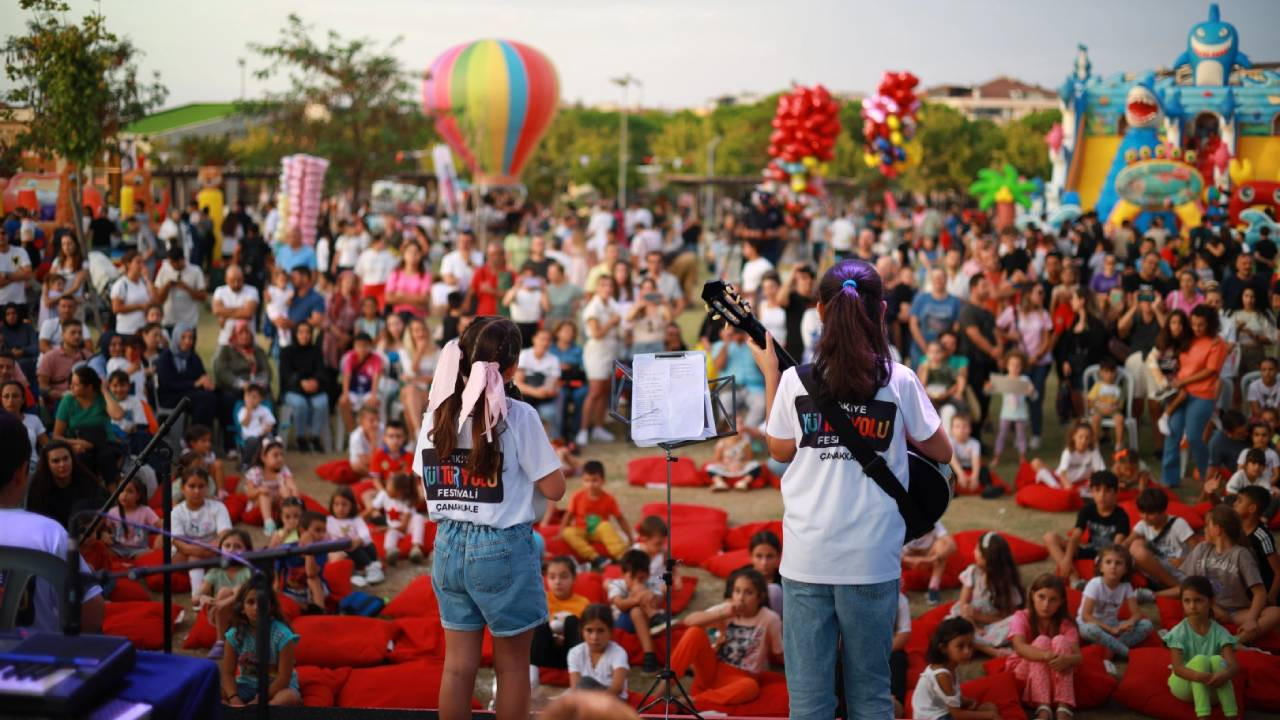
[422,39,560,187]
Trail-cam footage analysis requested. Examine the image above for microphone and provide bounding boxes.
[64,535,82,636]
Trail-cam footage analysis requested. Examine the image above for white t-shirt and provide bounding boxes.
[170,499,232,541]
[912,665,961,720]
[518,348,561,389]
[238,404,276,440]
[413,398,560,528]
[630,229,664,260]
[1132,516,1195,560]
[153,260,206,327]
[586,212,614,256]
[829,218,856,252]
[1227,468,1273,495]
[327,516,373,546]
[1076,576,1134,626]
[348,427,376,466]
[1247,378,1280,411]
[213,285,260,345]
[39,317,64,348]
[109,276,151,335]
[0,245,31,305]
[355,247,398,287]
[566,642,629,699]
[439,249,482,289]
[766,363,941,584]
[1056,448,1107,485]
[741,257,775,295]
[21,413,45,471]
[0,509,103,632]
[895,592,912,636]
[508,286,545,323]
[333,233,368,269]
[110,394,151,434]
[953,436,981,470]
[370,490,417,532]
[582,296,621,344]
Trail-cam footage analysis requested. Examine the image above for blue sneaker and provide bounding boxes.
[926,589,941,605]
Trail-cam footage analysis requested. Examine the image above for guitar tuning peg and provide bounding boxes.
[711,313,722,320]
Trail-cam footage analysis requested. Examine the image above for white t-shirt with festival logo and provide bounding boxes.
[766,362,940,585]
[413,398,560,529]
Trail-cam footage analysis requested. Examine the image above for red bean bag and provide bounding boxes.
[985,643,1117,709]
[132,549,192,593]
[1114,647,1246,719]
[725,520,783,551]
[571,571,607,604]
[694,669,790,717]
[613,625,689,666]
[961,672,1028,720]
[382,576,440,619]
[905,602,955,692]
[639,503,727,567]
[182,608,218,650]
[1238,649,1280,712]
[337,660,469,710]
[297,665,351,707]
[387,616,445,663]
[109,577,151,602]
[951,529,1049,567]
[1119,499,1204,532]
[539,667,571,687]
[241,503,268,527]
[900,566,961,592]
[955,470,1010,497]
[627,455,705,487]
[223,492,247,524]
[1014,462,1037,490]
[351,479,378,511]
[323,558,355,601]
[292,615,400,667]
[1015,483,1083,512]
[102,601,181,650]
[316,458,361,485]
[704,549,751,578]
[369,522,437,562]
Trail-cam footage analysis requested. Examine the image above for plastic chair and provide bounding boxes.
[1082,364,1139,452]
[0,546,70,630]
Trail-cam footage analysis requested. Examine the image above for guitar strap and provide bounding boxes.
[796,364,931,539]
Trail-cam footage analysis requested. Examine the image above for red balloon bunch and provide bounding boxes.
[860,71,921,178]
[764,84,841,197]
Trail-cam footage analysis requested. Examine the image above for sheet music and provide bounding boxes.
[631,352,713,446]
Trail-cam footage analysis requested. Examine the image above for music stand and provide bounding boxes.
[609,355,737,719]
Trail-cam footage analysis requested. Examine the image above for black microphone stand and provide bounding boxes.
[78,395,190,653]
[609,357,737,719]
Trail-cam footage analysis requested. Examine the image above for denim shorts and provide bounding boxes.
[432,519,547,637]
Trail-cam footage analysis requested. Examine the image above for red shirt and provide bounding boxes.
[470,265,501,316]
[369,447,412,481]
[567,489,621,530]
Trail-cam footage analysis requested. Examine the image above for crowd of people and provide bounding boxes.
[2,186,1280,718]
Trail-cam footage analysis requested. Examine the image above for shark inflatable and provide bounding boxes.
[1173,3,1251,86]
[1095,76,1164,226]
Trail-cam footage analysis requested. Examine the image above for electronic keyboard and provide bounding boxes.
[0,631,135,717]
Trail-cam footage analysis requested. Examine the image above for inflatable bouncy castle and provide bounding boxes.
[1046,3,1280,236]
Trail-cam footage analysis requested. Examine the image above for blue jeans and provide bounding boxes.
[283,391,329,442]
[1078,618,1154,658]
[783,577,899,719]
[1027,362,1052,437]
[557,385,588,440]
[1161,395,1215,487]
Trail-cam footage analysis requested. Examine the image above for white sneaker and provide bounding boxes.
[364,562,386,585]
[529,664,541,691]
[350,573,369,588]
[1030,435,1042,450]
[1157,413,1171,435]
[574,429,589,446]
[590,427,615,443]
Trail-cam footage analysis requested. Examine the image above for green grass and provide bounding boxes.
[125,103,238,135]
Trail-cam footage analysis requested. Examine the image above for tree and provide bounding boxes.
[241,14,433,200]
[2,0,167,252]
[992,109,1059,182]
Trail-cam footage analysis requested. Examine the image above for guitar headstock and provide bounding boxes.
[701,280,763,343]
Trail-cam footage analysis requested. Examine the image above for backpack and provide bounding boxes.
[338,591,385,617]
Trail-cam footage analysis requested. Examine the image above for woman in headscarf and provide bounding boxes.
[1,303,39,381]
[154,321,218,427]
[213,319,272,453]
[280,321,331,452]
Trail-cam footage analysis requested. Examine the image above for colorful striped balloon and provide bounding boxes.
[422,39,560,186]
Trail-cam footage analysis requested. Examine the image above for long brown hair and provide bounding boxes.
[813,259,891,402]
[979,533,1025,615]
[1024,573,1072,635]
[428,316,522,480]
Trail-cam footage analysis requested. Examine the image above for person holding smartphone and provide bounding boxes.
[627,278,671,356]
[505,261,550,348]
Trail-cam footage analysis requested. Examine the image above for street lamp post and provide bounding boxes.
[611,74,641,211]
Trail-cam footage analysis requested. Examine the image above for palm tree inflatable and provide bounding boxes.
[969,163,1036,231]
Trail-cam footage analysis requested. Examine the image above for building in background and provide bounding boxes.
[924,77,1058,124]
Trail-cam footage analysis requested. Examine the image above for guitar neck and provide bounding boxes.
[744,323,797,372]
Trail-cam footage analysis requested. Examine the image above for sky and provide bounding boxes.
[3,0,1278,110]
